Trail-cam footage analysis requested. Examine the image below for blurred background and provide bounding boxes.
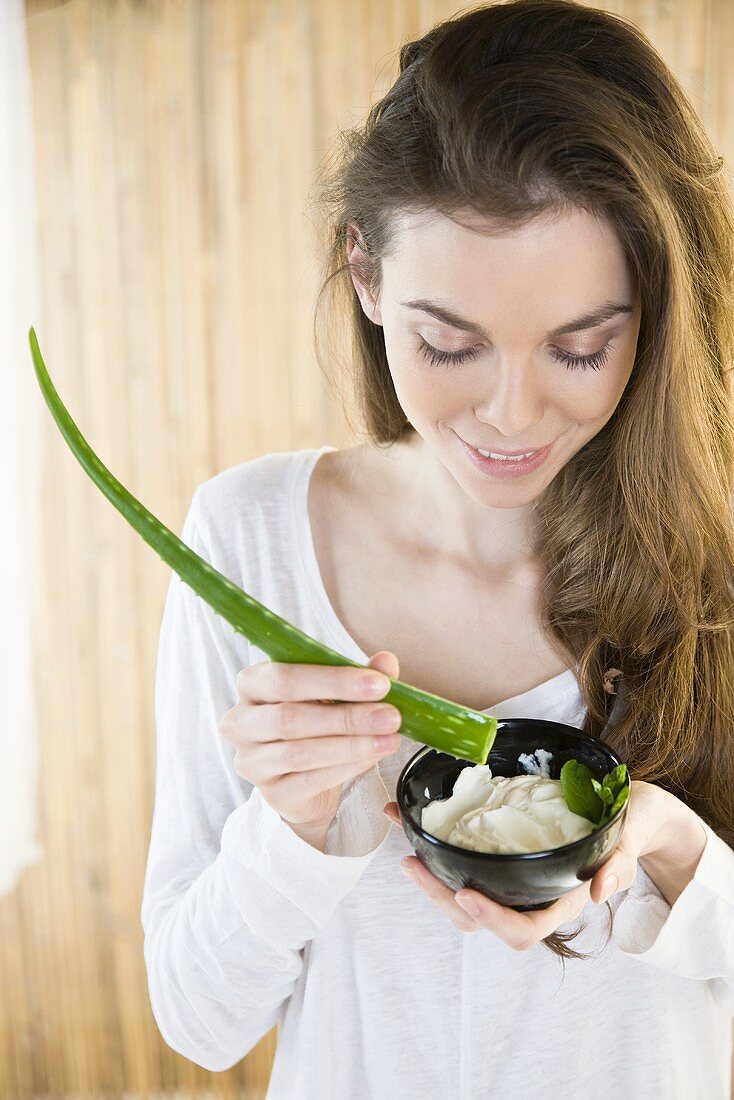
[3,0,733,1096]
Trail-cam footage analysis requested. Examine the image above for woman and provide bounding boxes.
[142,1,734,1095]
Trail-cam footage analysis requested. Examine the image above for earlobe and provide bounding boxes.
[354,281,383,326]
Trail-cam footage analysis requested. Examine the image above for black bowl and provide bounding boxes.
[396,718,629,911]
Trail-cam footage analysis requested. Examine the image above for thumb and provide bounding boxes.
[367,650,400,682]
[591,803,657,902]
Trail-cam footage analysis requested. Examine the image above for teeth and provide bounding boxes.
[476,447,536,461]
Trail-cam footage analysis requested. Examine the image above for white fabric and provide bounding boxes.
[0,0,44,896]
[142,445,734,1098]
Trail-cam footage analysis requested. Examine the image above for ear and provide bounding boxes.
[345,220,384,326]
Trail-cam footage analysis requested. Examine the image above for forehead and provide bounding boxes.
[382,206,633,305]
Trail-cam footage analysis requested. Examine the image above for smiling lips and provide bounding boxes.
[458,435,556,479]
[464,439,552,457]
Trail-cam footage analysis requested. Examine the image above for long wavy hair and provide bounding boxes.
[307,0,734,962]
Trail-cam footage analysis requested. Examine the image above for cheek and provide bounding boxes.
[554,362,632,423]
[393,368,467,420]
[385,339,461,407]
[560,381,616,421]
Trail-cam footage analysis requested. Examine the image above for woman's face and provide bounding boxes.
[348,205,642,508]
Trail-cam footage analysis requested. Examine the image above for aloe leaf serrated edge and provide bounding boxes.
[29,326,498,765]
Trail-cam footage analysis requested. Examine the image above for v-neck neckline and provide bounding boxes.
[292,445,577,713]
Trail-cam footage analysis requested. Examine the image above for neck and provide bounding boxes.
[363,433,540,578]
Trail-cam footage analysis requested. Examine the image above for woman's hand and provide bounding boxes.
[216,650,401,849]
[383,779,702,947]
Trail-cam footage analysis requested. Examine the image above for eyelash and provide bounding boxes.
[416,336,613,372]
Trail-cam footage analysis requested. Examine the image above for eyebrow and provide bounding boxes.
[399,297,634,339]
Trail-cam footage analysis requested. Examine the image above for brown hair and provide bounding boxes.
[308,0,734,963]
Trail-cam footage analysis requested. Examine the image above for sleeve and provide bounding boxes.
[610,818,734,1013]
[141,486,392,1073]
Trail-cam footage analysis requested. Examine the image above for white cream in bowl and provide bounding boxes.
[420,750,596,855]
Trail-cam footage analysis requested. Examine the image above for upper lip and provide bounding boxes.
[462,438,551,456]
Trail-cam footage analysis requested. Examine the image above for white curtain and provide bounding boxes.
[0,0,44,894]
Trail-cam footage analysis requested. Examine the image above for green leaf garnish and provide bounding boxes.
[560,760,629,827]
[560,760,605,822]
[604,765,628,798]
[591,778,614,809]
[609,784,630,818]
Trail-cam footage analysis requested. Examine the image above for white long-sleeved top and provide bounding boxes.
[141,445,734,1099]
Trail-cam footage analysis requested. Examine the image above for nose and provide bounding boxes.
[472,356,545,441]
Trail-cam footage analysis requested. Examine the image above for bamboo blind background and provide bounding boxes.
[5,0,733,1096]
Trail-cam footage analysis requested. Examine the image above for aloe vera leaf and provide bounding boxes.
[29,327,498,764]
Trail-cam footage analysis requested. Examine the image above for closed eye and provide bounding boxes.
[416,335,613,372]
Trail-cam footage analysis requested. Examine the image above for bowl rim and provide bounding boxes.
[397,727,629,861]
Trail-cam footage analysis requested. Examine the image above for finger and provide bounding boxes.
[247,699,402,744]
[367,651,401,678]
[455,879,592,950]
[238,659,393,705]
[383,801,401,825]
[243,732,399,782]
[402,857,479,933]
[525,880,593,941]
[590,867,620,905]
[268,757,385,802]
[589,845,637,904]
[587,781,664,904]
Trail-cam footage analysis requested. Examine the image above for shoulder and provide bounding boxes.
[310,440,408,505]
[176,449,329,588]
[192,448,321,531]
[187,441,401,554]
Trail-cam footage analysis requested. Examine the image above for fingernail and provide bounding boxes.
[456,895,480,918]
[371,706,400,731]
[600,874,618,903]
[401,861,418,880]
